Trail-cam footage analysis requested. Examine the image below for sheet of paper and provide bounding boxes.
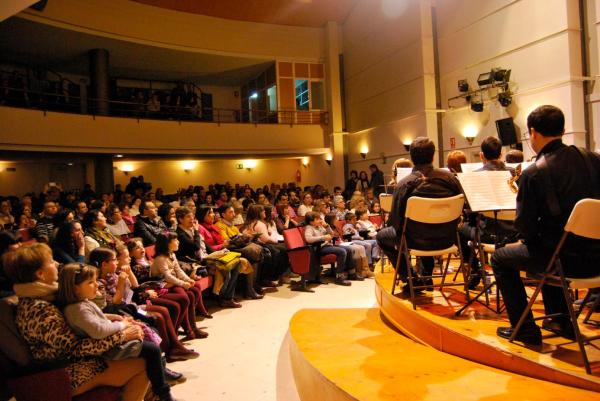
[396,167,413,183]
[460,162,483,173]
[506,161,534,171]
[457,171,516,212]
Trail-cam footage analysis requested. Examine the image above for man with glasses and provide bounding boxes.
[133,201,169,246]
[493,105,600,345]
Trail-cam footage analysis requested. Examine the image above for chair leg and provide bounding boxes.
[509,278,546,342]
[405,250,416,310]
[391,251,402,295]
[559,275,592,374]
[439,255,451,290]
[583,291,600,324]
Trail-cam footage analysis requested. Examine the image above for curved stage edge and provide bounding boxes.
[375,269,600,393]
[288,308,598,401]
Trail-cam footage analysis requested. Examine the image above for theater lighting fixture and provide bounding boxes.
[498,91,512,107]
[325,153,333,166]
[458,79,469,92]
[360,145,369,159]
[181,160,196,173]
[402,139,412,152]
[492,68,511,83]
[477,71,493,87]
[243,159,257,170]
[470,93,484,112]
[463,124,478,146]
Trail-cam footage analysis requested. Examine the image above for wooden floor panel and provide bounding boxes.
[375,267,600,392]
[289,308,599,401]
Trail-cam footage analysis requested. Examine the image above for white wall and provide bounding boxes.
[437,0,586,161]
[587,0,600,151]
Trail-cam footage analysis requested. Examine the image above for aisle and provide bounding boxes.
[170,279,379,401]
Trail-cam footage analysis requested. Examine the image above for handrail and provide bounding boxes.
[0,85,328,126]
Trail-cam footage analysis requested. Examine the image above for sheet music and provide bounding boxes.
[506,161,534,171]
[395,167,413,183]
[460,162,483,173]
[457,171,516,212]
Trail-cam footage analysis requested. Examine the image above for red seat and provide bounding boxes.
[369,215,383,228]
[297,226,336,266]
[335,220,346,236]
[145,245,155,261]
[292,215,305,224]
[17,228,32,241]
[283,228,311,276]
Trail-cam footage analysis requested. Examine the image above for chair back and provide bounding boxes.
[405,194,464,224]
[564,198,600,240]
[145,245,156,260]
[16,228,31,242]
[335,220,345,235]
[369,215,383,227]
[379,193,393,212]
[283,228,305,250]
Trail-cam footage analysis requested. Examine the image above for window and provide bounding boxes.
[295,80,309,111]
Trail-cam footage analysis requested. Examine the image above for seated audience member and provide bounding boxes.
[333,196,348,221]
[231,201,245,225]
[377,137,462,291]
[57,263,177,401]
[3,244,150,401]
[446,150,467,173]
[134,202,169,246]
[129,198,142,217]
[158,204,177,230]
[355,209,379,237]
[52,221,86,264]
[364,188,376,211]
[312,200,328,220]
[128,238,205,342]
[505,149,524,163]
[210,204,263,298]
[120,202,136,226]
[215,191,229,207]
[370,202,382,215]
[175,206,243,307]
[34,200,58,242]
[0,230,20,297]
[348,192,367,213]
[0,199,15,229]
[275,204,298,233]
[303,211,358,286]
[18,204,36,229]
[275,192,297,218]
[83,209,122,256]
[325,213,371,278]
[74,201,88,222]
[297,192,314,216]
[492,105,600,345]
[288,190,301,208]
[151,232,212,327]
[342,212,380,269]
[461,136,518,288]
[106,203,132,239]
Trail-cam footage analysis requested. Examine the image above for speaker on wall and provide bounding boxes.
[30,1,48,11]
[495,117,517,145]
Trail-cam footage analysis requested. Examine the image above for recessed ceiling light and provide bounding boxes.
[115,154,123,158]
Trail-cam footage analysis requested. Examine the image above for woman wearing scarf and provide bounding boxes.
[82,209,122,258]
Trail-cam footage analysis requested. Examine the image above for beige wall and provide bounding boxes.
[588,0,600,151]
[19,0,325,61]
[437,0,586,161]
[113,158,331,193]
[0,106,327,154]
[342,0,436,173]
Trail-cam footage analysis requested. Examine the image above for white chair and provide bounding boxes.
[379,193,393,213]
[509,198,600,374]
[392,194,466,309]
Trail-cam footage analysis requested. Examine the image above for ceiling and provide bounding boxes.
[0,17,273,85]
[131,0,359,27]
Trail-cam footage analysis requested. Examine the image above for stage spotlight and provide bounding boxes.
[458,79,469,92]
[470,100,484,112]
[477,71,493,87]
[492,68,511,83]
[498,91,512,107]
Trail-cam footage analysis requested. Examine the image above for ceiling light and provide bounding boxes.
[470,100,484,112]
[477,72,493,87]
[492,68,511,83]
[498,91,512,107]
[458,80,469,92]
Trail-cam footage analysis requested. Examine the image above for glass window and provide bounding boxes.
[295,80,309,111]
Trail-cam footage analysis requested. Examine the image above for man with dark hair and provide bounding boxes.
[369,163,385,197]
[133,201,168,246]
[493,105,600,345]
[505,149,524,163]
[376,137,461,291]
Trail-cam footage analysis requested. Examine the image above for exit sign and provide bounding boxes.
[236,163,244,169]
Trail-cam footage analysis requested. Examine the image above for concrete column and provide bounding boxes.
[89,49,109,115]
[94,155,114,195]
[325,21,346,188]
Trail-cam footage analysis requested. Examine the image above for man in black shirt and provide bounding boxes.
[493,105,600,345]
[377,137,461,290]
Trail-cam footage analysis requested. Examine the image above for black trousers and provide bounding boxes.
[376,226,434,280]
[491,244,569,328]
[140,340,170,398]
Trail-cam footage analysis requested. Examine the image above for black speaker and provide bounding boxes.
[30,0,48,11]
[495,117,517,145]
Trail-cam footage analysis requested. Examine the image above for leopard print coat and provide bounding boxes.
[16,297,123,390]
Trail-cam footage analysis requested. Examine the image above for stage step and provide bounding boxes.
[375,269,600,392]
[289,308,597,401]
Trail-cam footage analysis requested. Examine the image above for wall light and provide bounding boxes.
[402,139,412,152]
[249,93,258,99]
[243,159,257,170]
[120,164,134,175]
[181,160,196,173]
[360,145,369,159]
[302,157,309,167]
[463,124,478,146]
[325,153,333,166]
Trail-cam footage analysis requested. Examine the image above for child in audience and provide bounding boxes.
[355,209,378,238]
[324,213,371,278]
[343,212,380,269]
[303,211,360,286]
[58,263,176,401]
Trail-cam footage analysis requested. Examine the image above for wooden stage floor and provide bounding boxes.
[288,308,600,401]
[375,266,600,392]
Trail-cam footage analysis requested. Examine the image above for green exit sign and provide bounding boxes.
[236,163,244,169]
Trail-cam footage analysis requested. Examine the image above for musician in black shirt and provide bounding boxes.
[493,105,600,345]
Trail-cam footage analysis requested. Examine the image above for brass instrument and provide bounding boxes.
[507,163,522,193]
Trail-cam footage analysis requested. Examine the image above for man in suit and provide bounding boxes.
[493,105,600,345]
[377,137,461,291]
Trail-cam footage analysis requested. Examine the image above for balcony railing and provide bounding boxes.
[0,85,328,126]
